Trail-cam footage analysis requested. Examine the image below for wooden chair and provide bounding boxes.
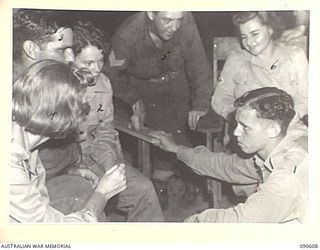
[113,38,242,208]
[113,116,159,178]
[113,35,308,209]
[195,37,242,208]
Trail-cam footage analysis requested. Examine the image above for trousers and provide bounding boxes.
[40,138,164,221]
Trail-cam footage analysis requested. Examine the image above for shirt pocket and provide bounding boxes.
[167,46,184,71]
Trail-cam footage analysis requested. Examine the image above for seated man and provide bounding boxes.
[152,87,307,223]
[13,9,96,214]
[72,21,163,221]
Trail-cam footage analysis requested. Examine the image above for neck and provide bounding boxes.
[21,54,36,70]
[257,136,284,161]
[256,40,277,63]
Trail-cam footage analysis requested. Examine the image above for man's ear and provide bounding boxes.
[267,122,281,138]
[146,11,155,21]
[23,40,40,61]
[268,27,274,37]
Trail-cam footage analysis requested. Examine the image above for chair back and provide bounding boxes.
[212,37,241,89]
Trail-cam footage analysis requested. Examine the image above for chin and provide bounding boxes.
[162,34,174,40]
[239,145,253,154]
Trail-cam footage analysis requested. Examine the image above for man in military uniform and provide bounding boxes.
[106,12,213,206]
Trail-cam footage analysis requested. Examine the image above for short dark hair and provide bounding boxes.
[13,9,68,63]
[13,60,90,139]
[72,21,111,57]
[234,87,296,134]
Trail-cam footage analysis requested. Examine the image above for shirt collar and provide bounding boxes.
[253,136,297,171]
[12,138,39,175]
[12,138,30,161]
[246,42,284,70]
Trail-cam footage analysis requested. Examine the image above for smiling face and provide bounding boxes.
[74,44,104,86]
[233,107,273,157]
[150,12,185,41]
[239,16,273,56]
[38,27,74,63]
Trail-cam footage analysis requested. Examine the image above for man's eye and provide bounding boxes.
[161,18,171,25]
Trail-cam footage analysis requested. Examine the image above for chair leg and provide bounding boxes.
[138,140,152,178]
[206,132,223,208]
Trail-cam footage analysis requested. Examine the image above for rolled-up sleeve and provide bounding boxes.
[211,52,240,119]
[106,37,140,106]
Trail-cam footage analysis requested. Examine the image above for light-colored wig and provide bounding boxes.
[13,60,89,138]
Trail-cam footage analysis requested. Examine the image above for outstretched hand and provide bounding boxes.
[150,130,179,153]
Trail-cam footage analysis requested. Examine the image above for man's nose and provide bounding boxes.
[247,36,256,47]
[64,48,75,64]
[233,125,241,137]
[170,20,179,32]
[91,63,101,73]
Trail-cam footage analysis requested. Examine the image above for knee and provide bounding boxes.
[135,176,155,195]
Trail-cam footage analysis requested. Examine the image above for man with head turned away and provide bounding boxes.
[13,9,97,216]
[106,11,213,208]
[151,87,307,223]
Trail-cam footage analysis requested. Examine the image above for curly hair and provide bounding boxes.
[232,11,289,40]
[234,87,296,134]
[13,9,68,63]
[232,11,269,27]
[72,21,111,57]
[13,60,92,139]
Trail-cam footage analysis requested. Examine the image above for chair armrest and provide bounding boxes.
[196,107,224,134]
[113,116,159,144]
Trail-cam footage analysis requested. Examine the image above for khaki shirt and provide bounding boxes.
[212,43,308,140]
[79,73,123,177]
[177,137,307,223]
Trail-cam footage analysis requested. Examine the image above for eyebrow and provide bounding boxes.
[162,17,184,21]
[238,120,252,129]
[241,29,260,36]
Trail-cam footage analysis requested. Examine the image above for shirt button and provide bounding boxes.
[177,130,181,133]
[152,104,156,107]
[99,119,103,123]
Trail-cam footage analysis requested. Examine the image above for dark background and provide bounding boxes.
[20,10,298,63]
